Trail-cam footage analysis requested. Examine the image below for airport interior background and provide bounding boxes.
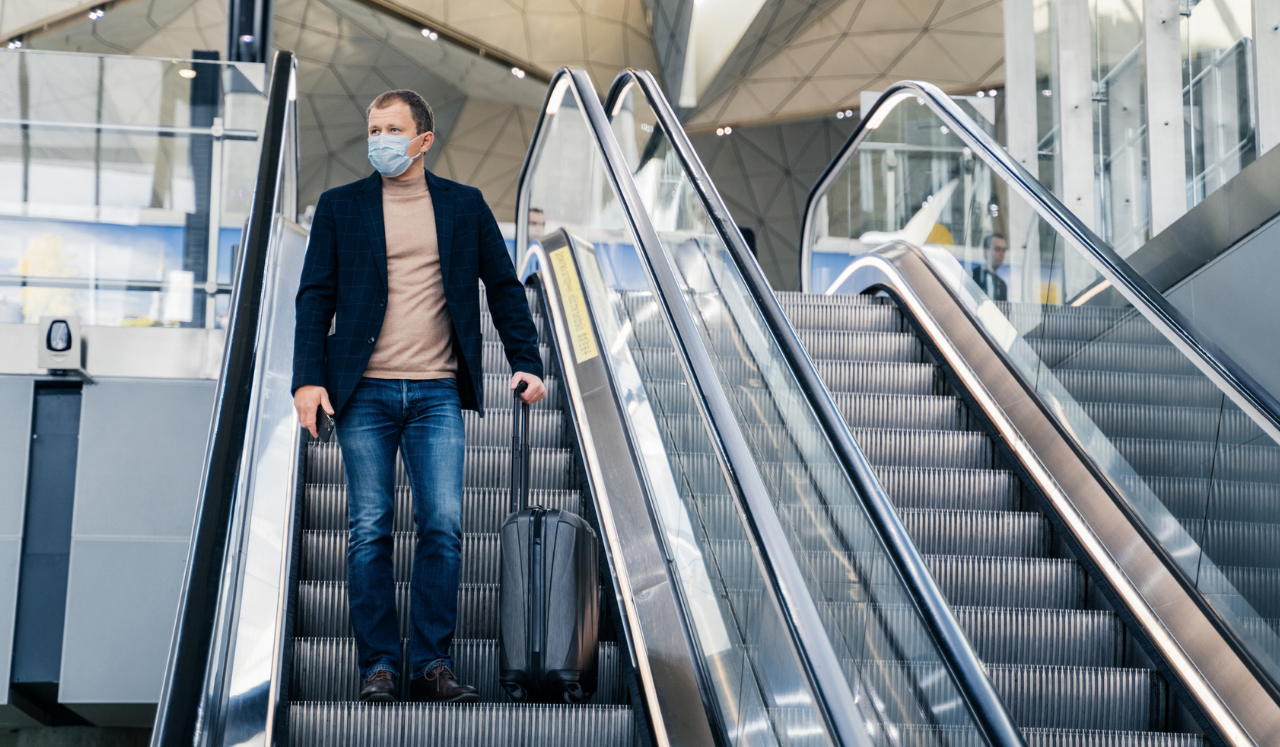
[1,0,1280,745]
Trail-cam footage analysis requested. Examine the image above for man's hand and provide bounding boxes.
[295,385,334,438]
[510,372,546,404]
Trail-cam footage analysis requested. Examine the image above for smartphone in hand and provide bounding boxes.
[316,405,335,443]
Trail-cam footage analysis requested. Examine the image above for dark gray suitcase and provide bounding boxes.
[498,383,600,703]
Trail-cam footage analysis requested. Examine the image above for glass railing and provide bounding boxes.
[521,68,847,747]
[606,70,1019,747]
[802,81,1280,697]
[0,49,267,330]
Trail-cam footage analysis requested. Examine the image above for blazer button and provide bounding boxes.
[367,337,375,344]
[379,298,386,307]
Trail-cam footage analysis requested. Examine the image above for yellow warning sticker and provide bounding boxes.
[549,247,599,364]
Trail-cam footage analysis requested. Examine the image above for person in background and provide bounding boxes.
[972,232,1008,301]
[291,89,546,704]
[528,207,546,240]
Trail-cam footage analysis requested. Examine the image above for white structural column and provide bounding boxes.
[1004,0,1042,306]
[1256,1,1280,155]
[1055,0,1097,231]
[1145,0,1188,235]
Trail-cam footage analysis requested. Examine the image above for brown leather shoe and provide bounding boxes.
[410,664,480,703]
[359,669,398,702]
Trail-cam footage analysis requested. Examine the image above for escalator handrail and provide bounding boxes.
[150,51,294,747]
[801,80,1280,445]
[517,67,866,747]
[607,69,1025,747]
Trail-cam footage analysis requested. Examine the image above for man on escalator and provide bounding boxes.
[290,89,547,704]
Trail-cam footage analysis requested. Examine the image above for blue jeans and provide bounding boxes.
[336,377,466,681]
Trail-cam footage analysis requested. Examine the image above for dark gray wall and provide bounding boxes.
[689,114,857,291]
[0,378,34,727]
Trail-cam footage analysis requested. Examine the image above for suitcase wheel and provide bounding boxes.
[502,681,527,703]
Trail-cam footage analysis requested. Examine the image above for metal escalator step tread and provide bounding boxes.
[291,638,625,705]
[300,532,499,584]
[1080,402,1263,444]
[811,360,939,396]
[289,701,635,747]
[924,556,1086,609]
[899,509,1049,558]
[776,291,883,306]
[1182,519,1280,569]
[481,342,552,375]
[1020,729,1204,746]
[462,410,566,448]
[296,581,498,639]
[986,664,1168,732]
[1144,476,1280,524]
[1054,370,1226,409]
[796,330,923,363]
[1216,565,1280,619]
[481,374,562,411]
[780,303,903,333]
[996,307,1168,346]
[477,286,542,315]
[1029,340,1195,376]
[851,428,993,470]
[874,467,1021,512]
[1112,437,1280,483]
[306,443,575,490]
[953,607,1124,667]
[831,392,965,431]
[303,486,579,533]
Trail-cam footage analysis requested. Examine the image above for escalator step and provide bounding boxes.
[292,638,625,705]
[953,607,1124,667]
[306,443,575,491]
[482,342,552,375]
[1054,370,1226,409]
[461,410,567,448]
[296,581,498,639]
[1020,729,1203,746]
[987,664,1168,732]
[1112,438,1280,483]
[996,306,1168,346]
[851,428,993,470]
[776,291,881,307]
[796,330,923,363]
[812,360,939,396]
[899,509,1049,558]
[300,532,500,584]
[1080,402,1263,444]
[777,303,903,333]
[289,702,635,747]
[874,467,1021,512]
[831,393,966,431]
[1144,476,1280,523]
[481,374,562,411]
[303,486,580,533]
[1028,340,1195,377]
[924,556,1086,609]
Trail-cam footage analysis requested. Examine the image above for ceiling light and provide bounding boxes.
[836,112,844,119]
[976,91,985,98]
[6,38,21,49]
[179,68,196,79]
[1042,89,1052,96]
[988,89,998,96]
[724,126,732,134]
[716,127,724,135]
[421,28,438,40]
[844,110,852,117]
[88,7,105,20]
[511,67,525,78]
[240,34,254,44]
[940,125,949,134]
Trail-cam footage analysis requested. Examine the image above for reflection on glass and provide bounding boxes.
[613,81,985,745]
[808,88,1280,694]
[526,76,835,747]
[1090,0,1148,258]
[0,51,266,328]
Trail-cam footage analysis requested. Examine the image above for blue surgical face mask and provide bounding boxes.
[367,132,424,177]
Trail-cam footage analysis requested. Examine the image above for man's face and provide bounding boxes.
[528,210,545,238]
[991,237,1007,269]
[368,101,433,159]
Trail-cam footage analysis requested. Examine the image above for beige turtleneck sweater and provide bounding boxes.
[363,173,457,380]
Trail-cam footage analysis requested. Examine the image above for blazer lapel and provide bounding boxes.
[355,171,388,288]
[427,169,454,284]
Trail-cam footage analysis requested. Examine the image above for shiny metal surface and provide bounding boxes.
[519,239,711,747]
[608,69,1023,747]
[838,242,1280,745]
[800,81,1280,446]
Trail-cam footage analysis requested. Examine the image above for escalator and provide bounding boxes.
[151,56,1038,747]
[602,72,1280,746]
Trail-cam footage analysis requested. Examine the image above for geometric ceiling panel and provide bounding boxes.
[686,0,1004,129]
[643,0,693,104]
[24,0,228,58]
[370,0,660,91]
[430,97,541,221]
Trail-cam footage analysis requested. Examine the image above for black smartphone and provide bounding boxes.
[315,406,335,443]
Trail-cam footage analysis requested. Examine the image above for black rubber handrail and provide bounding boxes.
[150,50,293,747]
[605,69,1026,747]
[801,80,1280,443]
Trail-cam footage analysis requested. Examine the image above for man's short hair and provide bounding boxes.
[367,90,435,136]
[983,232,1006,249]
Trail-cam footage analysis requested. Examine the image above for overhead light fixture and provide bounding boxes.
[940,125,949,134]
[1042,89,1053,97]
[6,38,21,49]
[88,6,105,20]
[240,34,255,44]
[836,111,844,119]
[988,89,998,96]
[716,126,732,136]
[179,68,196,79]
[511,67,526,79]
[976,91,985,98]
[421,28,438,40]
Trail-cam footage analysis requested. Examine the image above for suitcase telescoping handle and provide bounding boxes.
[511,380,532,514]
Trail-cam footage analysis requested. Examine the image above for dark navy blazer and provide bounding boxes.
[291,168,543,416]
